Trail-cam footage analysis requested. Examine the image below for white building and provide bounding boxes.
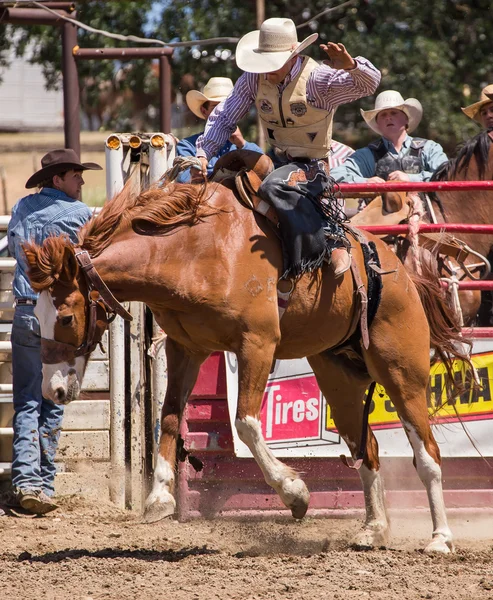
[0,43,63,131]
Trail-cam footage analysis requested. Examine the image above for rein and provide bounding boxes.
[40,248,133,364]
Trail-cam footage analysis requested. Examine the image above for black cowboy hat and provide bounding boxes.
[26,148,102,189]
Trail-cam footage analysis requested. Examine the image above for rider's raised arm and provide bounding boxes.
[196,72,258,161]
[311,52,381,110]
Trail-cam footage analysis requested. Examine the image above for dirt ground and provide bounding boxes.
[0,497,492,600]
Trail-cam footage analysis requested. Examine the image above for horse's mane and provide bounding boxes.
[433,129,493,181]
[79,180,216,257]
[23,235,74,291]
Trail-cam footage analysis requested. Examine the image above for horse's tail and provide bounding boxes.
[410,259,472,382]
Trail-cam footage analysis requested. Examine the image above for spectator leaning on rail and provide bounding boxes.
[461,84,493,130]
[331,90,448,184]
[176,76,263,183]
[4,149,101,515]
[193,17,381,277]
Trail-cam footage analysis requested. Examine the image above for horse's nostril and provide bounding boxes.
[55,387,66,402]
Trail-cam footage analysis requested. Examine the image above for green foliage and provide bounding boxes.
[0,0,491,150]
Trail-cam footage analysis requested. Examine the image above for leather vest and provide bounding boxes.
[255,56,334,160]
[368,137,426,180]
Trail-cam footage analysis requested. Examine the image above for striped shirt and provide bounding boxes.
[197,56,381,160]
[329,140,354,169]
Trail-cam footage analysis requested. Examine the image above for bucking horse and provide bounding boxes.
[23,164,471,553]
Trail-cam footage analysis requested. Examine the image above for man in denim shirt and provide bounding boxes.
[6,148,101,514]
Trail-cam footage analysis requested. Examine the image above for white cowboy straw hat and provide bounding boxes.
[186,77,234,119]
[235,18,318,74]
[361,90,423,135]
[461,84,493,123]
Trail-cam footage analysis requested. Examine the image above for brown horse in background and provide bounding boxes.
[351,190,484,325]
[24,178,469,553]
[432,130,493,324]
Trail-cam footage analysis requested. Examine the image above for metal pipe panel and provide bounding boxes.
[74,48,173,59]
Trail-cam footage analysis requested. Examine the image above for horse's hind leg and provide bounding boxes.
[365,322,453,553]
[143,337,209,523]
[308,352,391,548]
[235,338,310,518]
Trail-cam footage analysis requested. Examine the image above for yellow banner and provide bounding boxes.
[326,352,493,431]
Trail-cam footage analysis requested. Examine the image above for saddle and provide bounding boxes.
[211,150,279,225]
[350,194,413,226]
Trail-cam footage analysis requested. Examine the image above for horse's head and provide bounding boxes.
[23,236,110,405]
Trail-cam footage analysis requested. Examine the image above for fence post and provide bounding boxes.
[109,316,125,509]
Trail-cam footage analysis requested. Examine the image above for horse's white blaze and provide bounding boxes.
[34,290,56,339]
[235,416,309,511]
[145,455,176,509]
[34,290,85,404]
[402,419,453,550]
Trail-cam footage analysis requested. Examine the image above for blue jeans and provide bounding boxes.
[11,305,64,496]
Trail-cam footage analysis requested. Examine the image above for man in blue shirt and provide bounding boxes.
[331,90,448,184]
[176,76,263,183]
[5,148,101,515]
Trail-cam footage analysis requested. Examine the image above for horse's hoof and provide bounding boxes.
[284,479,310,519]
[290,496,309,519]
[424,536,454,554]
[142,500,176,523]
[352,524,390,549]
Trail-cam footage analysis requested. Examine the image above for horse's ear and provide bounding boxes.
[59,245,79,285]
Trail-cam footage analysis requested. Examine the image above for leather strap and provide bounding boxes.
[350,258,370,350]
[235,169,279,226]
[75,249,132,321]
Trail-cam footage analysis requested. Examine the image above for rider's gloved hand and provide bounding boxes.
[320,42,356,70]
[191,156,208,183]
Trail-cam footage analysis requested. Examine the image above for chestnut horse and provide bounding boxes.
[24,180,468,553]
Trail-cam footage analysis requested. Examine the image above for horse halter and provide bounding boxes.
[40,249,133,365]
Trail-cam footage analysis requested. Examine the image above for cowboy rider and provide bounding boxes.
[193,17,381,277]
[461,84,493,130]
[331,90,449,185]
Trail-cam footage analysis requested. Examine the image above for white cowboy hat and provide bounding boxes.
[186,77,234,119]
[360,90,423,135]
[235,18,318,74]
[461,84,493,123]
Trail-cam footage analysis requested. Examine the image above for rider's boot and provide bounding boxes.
[331,247,351,278]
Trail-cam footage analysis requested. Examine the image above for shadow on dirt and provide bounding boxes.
[16,545,218,564]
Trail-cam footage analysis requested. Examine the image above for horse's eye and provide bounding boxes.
[59,315,73,327]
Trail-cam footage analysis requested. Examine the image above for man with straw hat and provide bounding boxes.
[176,76,262,183]
[194,17,380,277]
[461,84,493,130]
[331,90,448,185]
[2,149,101,516]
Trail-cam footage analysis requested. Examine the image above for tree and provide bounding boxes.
[154,0,493,152]
[1,0,492,150]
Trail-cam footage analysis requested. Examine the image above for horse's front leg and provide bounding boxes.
[143,337,209,523]
[235,338,310,519]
